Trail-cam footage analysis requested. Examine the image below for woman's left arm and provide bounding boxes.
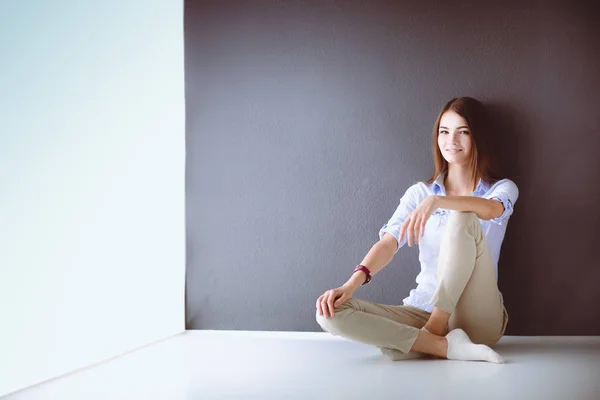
[399,195,504,247]
[435,196,504,221]
[400,180,519,247]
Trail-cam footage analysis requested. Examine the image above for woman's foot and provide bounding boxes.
[422,307,450,336]
[445,329,504,363]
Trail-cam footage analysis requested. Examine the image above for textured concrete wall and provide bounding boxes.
[185,0,600,334]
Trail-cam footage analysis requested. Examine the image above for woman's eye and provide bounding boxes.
[440,130,448,134]
[460,131,470,135]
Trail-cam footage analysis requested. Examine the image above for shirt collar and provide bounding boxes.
[432,172,446,195]
[474,177,491,195]
[432,171,490,196]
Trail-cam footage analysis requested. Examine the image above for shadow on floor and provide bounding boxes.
[494,338,600,357]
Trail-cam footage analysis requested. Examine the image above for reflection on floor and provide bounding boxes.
[7,330,600,399]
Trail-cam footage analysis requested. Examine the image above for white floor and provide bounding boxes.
[5,331,600,400]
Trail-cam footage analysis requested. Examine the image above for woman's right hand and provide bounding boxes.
[316,284,355,319]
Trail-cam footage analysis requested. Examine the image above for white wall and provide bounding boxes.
[0,1,185,396]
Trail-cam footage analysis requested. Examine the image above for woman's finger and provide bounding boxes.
[420,216,427,238]
[327,291,337,318]
[413,215,421,243]
[318,294,324,317]
[321,293,330,319]
[415,215,422,244]
[410,216,419,246]
[320,293,328,318]
[334,294,346,308]
[399,216,411,243]
[406,216,415,246]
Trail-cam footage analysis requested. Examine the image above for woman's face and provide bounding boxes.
[437,111,473,166]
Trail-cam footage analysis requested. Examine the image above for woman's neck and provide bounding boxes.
[444,166,477,196]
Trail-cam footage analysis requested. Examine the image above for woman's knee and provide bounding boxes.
[315,298,359,334]
[443,211,481,240]
[447,211,478,226]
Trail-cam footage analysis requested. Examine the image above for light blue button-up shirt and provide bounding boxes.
[378,171,519,312]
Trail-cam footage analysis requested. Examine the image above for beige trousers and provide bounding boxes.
[316,211,509,357]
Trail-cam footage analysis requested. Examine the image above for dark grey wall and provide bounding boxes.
[185,0,600,334]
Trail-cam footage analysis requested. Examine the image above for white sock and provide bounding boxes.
[445,329,504,363]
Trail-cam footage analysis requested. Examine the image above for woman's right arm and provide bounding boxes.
[343,233,398,290]
[317,184,419,318]
[317,234,398,318]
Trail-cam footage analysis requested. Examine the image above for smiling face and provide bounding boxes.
[437,110,473,166]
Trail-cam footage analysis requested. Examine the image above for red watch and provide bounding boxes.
[353,264,372,285]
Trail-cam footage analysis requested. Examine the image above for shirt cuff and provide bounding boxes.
[489,195,513,226]
[379,224,402,254]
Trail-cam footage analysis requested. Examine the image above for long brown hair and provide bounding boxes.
[426,97,502,188]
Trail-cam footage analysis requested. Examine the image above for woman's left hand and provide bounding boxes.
[399,195,440,247]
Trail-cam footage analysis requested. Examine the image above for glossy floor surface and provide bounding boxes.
[6,331,600,399]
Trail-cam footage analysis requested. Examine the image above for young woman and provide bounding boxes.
[316,97,518,363]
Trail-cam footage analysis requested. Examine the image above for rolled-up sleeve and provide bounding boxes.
[484,179,519,226]
[378,184,419,254]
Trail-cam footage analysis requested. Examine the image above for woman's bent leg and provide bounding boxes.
[429,211,508,346]
[316,298,430,355]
